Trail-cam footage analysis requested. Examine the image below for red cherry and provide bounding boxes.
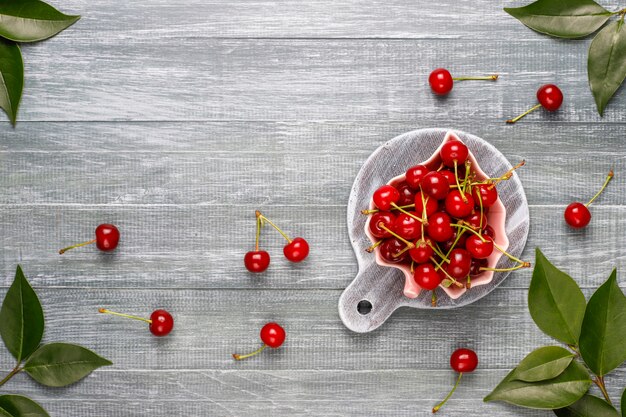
[414,263,442,290]
[395,181,416,206]
[483,224,496,240]
[409,238,434,264]
[440,230,467,252]
[537,84,563,111]
[284,237,309,262]
[450,348,478,373]
[99,308,173,337]
[150,309,174,337]
[444,190,475,218]
[369,211,396,238]
[465,235,494,259]
[405,165,430,189]
[420,172,450,200]
[464,211,488,230]
[260,322,286,348]
[564,202,591,229]
[59,224,120,254]
[447,248,472,279]
[373,185,400,211]
[438,170,457,185]
[429,68,454,95]
[426,212,454,242]
[233,322,286,361]
[472,184,498,208]
[414,192,438,218]
[244,251,271,273]
[470,258,488,276]
[440,140,469,167]
[379,238,409,264]
[394,212,422,240]
[433,348,479,412]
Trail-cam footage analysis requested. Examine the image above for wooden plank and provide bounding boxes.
[50,0,623,40]
[16,39,625,122]
[1,122,623,206]
[0,287,614,372]
[0,205,623,290]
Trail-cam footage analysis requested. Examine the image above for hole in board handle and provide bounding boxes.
[357,300,372,315]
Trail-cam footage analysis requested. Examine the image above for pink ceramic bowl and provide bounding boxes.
[363,131,509,300]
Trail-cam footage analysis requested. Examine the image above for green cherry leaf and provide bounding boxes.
[579,269,626,376]
[0,0,80,43]
[588,18,626,116]
[0,265,44,362]
[504,0,612,39]
[528,249,587,346]
[512,346,575,382]
[0,39,23,126]
[0,395,49,417]
[553,394,619,417]
[484,359,591,409]
[23,343,112,387]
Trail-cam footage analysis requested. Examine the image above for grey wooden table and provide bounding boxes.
[1,0,625,416]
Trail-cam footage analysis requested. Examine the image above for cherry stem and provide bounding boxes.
[433,372,463,413]
[98,308,152,324]
[59,239,96,255]
[493,242,527,265]
[462,160,472,193]
[506,103,542,124]
[466,276,471,289]
[366,239,383,253]
[256,211,292,243]
[451,223,486,242]
[391,203,426,224]
[452,75,498,81]
[431,291,437,307]
[362,204,414,215]
[480,262,530,272]
[453,161,467,202]
[0,364,22,388]
[593,375,612,405]
[232,344,267,361]
[432,257,463,287]
[586,169,614,207]
[378,223,415,248]
[429,243,450,263]
[393,245,413,258]
[254,214,262,251]
[489,160,526,188]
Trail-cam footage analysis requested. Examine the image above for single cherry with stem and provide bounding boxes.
[506,84,563,124]
[429,68,498,96]
[564,169,614,229]
[256,211,309,262]
[244,212,270,273]
[372,185,400,211]
[433,348,478,413]
[406,165,430,189]
[420,172,451,200]
[99,308,174,337]
[59,224,120,254]
[233,322,285,361]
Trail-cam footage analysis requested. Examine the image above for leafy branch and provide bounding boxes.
[0,0,80,126]
[505,0,626,116]
[484,248,626,416]
[0,266,111,416]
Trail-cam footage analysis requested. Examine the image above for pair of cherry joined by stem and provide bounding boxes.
[429,68,498,96]
[506,84,563,124]
[99,308,174,337]
[244,211,310,273]
[432,348,478,413]
[564,169,614,229]
[232,322,285,361]
[59,224,120,254]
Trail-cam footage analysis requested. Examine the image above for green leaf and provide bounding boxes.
[0,39,23,126]
[0,395,49,417]
[504,0,612,39]
[484,359,591,409]
[528,249,587,345]
[23,342,112,387]
[579,269,626,376]
[0,265,44,362]
[0,0,80,43]
[554,394,619,417]
[512,346,575,382]
[588,19,626,116]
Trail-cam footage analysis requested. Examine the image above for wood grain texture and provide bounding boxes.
[1,0,625,415]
